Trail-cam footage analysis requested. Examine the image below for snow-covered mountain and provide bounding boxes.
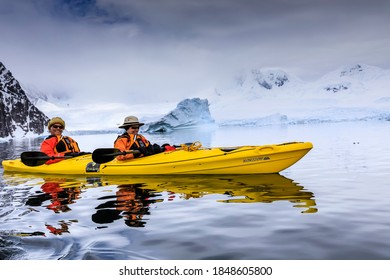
[1,62,389,139]
[210,64,390,125]
[0,62,49,139]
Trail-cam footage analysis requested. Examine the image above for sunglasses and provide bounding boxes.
[52,125,64,129]
[130,126,140,129]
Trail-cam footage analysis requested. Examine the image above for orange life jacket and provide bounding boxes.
[48,135,81,154]
[114,133,151,151]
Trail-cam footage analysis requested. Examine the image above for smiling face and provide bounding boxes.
[49,123,64,136]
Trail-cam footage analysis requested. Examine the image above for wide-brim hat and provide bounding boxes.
[118,116,145,128]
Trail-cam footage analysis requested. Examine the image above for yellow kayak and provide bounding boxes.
[1,142,313,175]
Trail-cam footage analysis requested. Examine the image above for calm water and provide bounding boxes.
[0,121,389,260]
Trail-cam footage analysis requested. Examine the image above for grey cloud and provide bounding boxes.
[0,0,389,103]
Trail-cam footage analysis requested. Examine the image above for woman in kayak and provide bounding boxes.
[40,117,82,164]
[114,115,175,160]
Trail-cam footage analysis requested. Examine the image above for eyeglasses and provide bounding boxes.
[52,125,64,129]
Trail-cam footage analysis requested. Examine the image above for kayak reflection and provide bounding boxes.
[89,174,317,228]
[2,172,317,233]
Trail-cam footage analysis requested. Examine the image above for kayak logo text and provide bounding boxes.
[243,156,270,163]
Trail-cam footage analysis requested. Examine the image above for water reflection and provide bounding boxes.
[0,137,43,160]
[1,172,317,259]
[92,184,163,228]
[25,179,81,213]
[1,172,318,232]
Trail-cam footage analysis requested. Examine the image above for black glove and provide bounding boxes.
[133,150,142,158]
[132,147,147,157]
[152,143,163,154]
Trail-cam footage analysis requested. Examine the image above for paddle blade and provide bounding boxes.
[92,148,122,164]
[21,151,50,166]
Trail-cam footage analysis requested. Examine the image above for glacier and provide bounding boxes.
[1,63,390,139]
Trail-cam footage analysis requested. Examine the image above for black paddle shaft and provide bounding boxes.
[92,148,139,164]
[20,151,73,166]
[20,151,60,166]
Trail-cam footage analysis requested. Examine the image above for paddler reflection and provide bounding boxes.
[24,179,82,235]
[92,184,162,227]
[25,179,81,213]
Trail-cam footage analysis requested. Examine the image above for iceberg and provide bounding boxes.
[143,98,215,133]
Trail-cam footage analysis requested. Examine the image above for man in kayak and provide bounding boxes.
[114,115,175,160]
[40,117,83,164]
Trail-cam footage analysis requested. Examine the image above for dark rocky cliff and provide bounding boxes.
[0,62,49,138]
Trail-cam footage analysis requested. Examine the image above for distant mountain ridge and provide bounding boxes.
[210,63,390,123]
[1,62,389,138]
[0,62,49,138]
[221,63,389,95]
[237,68,295,90]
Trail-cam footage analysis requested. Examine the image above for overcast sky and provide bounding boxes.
[1,0,389,103]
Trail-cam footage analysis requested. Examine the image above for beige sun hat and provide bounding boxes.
[118,116,145,128]
[47,117,65,129]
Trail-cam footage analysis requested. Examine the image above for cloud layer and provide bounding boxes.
[1,0,389,103]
